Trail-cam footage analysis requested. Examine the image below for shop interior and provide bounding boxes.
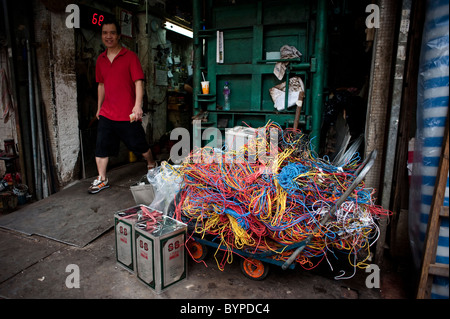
[72,0,373,178]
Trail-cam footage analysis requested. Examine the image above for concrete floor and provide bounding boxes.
[0,161,413,304]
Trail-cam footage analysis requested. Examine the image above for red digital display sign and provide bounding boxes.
[79,5,114,30]
[91,12,105,26]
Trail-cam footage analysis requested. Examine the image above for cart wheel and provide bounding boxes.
[189,241,208,261]
[240,258,269,280]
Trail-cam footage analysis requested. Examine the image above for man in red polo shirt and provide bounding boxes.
[89,18,156,194]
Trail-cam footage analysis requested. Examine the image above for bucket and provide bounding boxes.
[0,191,18,213]
[130,175,155,206]
[13,184,28,205]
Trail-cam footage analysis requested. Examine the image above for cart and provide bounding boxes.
[186,150,378,280]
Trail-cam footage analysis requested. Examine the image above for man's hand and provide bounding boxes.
[132,80,144,121]
[131,105,143,121]
[97,83,105,119]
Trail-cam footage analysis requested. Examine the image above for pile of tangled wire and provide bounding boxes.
[167,122,390,275]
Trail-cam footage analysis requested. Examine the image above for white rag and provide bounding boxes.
[273,45,302,80]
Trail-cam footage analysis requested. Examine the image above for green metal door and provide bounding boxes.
[193,0,327,151]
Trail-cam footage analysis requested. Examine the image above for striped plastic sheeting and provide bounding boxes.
[410,0,449,299]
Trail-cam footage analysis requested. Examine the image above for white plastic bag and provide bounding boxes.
[146,162,183,214]
[269,76,305,111]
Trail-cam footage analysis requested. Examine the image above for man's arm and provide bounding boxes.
[97,83,105,119]
[131,80,144,121]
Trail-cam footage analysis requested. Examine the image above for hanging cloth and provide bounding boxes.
[0,68,13,123]
[273,45,302,80]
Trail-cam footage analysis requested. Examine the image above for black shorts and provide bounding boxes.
[95,115,150,157]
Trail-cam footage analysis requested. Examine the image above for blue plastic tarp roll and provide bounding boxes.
[409,0,449,299]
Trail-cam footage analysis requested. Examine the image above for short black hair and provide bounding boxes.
[102,17,121,35]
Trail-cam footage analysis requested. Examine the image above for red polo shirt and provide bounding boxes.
[96,47,145,121]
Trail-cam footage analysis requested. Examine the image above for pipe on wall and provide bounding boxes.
[193,0,201,113]
[310,0,327,153]
[31,37,49,198]
[26,38,42,200]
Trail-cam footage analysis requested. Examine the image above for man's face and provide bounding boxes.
[102,23,120,49]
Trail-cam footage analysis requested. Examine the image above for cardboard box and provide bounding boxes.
[225,126,257,153]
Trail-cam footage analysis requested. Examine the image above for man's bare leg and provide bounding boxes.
[142,149,156,169]
[96,157,109,180]
[88,156,110,193]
